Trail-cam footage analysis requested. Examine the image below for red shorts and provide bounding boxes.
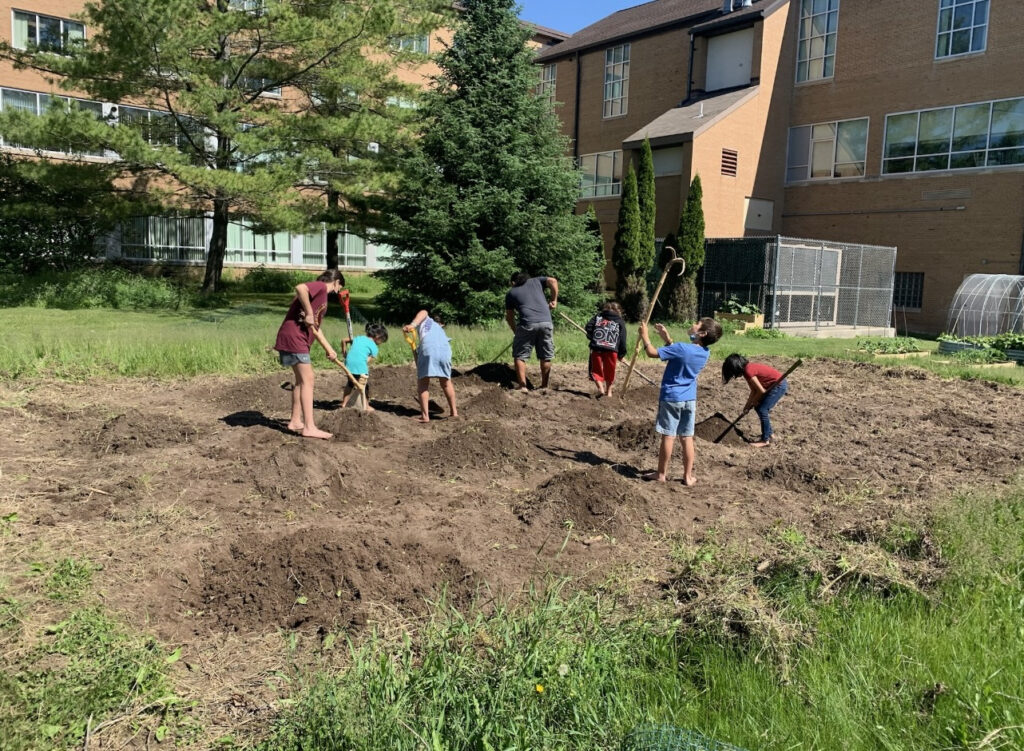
[589,350,619,383]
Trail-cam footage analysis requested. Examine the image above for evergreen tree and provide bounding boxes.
[0,0,438,291]
[611,165,647,320]
[584,204,607,293]
[378,0,602,323]
[636,139,657,276]
[665,174,706,320]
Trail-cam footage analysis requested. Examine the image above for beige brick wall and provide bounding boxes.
[783,0,1024,333]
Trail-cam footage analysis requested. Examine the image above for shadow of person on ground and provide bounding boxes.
[539,445,642,479]
[221,411,294,435]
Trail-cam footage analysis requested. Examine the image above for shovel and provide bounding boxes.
[332,357,369,411]
[713,358,803,443]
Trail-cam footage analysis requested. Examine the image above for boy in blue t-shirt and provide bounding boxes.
[341,323,389,411]
[638,317,722,485]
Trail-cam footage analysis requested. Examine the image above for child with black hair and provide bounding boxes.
[403,309,458,423]
[722,353,787,447]
[584,301,627,398]
[274,269,345,439]
[341,322,388,411]
[638,317,723,485]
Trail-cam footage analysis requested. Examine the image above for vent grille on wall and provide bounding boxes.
[721,148,738,176]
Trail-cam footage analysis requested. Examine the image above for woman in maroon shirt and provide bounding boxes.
[722,353,788,447]
[274,269,345,439]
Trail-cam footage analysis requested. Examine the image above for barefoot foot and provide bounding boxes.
[414,416,430,423]
[301,427,332,440]
[287,421,305,433]
[642,472,667,483]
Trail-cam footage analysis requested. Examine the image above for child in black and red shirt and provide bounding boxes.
[584,302,628,398]
[722,354,788,447]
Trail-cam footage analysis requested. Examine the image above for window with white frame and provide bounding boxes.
[603,44,629,118]
[391,35,429,54]
[579,150,622,198]
[936,0,988,58]
[893,272,924,309]
[120,215,206,262]
[786,117,867,181]
[796,0,838,83]
[12,10,84,53]
[537,63,556,106]
[0,88,104,154]
[883,97,1024,174]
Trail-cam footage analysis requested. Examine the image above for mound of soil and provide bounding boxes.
[248,443,348,501]
[603,419,658,453]
[694,414,749,446]
[753,460,835,494]
[465,363,532,390]
[514,465,649,533]
[318,408,394,443]
[418,419,539,474]
[921,407,995,431]
[197,529,479,632]
[94,410,199,454]
[463,388,528,419]
[211,374,297,412]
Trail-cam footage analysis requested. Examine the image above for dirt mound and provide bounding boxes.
[196,529,480,632]
[464,363,531,390]
[211,374,297,412]
[418,419,540,475]
[93,410,199,454]
[921,407,995,431]
[247,443,349,501]
[753,460,835,494]
[514,465,649,533]
[603,419,658,453]
[694,414,749,445]
[362,365,414,401]
[463,388,528,419]
[318,408,394,443]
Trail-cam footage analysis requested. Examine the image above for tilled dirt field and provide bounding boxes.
[1,358,1022,732]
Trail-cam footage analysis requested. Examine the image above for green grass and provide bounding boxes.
[262,487,1024,751]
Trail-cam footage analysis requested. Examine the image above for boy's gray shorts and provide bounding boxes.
[512,323,555,362]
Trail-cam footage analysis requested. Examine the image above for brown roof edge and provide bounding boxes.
[690,0,788,35]
[522,20,571,43]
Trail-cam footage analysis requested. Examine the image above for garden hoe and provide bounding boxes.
[713,358,803,443]
[619,247,686,396]
[557,310,657,388]
[339,289,354,356]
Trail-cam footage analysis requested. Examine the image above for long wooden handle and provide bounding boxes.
[619,257,685,396]
[559,310,657,387]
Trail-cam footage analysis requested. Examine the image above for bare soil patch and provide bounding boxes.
[2,358,1022,735]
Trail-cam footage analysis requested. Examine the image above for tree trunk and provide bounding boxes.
[325,188,340,270]
[202,196,229,293]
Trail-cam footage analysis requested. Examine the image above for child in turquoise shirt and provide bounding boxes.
[341,323,389,410]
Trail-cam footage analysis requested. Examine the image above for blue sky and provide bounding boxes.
[518,0,640,34]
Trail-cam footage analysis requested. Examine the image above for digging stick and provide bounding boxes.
[557,310,657,388]
[713,358,803,443]
[619,248,686,396]
[339,290,353,356]
[331,357,368,411]
[489,340,513,364]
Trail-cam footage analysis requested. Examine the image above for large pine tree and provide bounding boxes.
[0,0,441,291]
[611,165,647,320]
[665,174,706,320]
[378,0,602,324]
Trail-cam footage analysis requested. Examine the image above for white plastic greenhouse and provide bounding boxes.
[946,274,1024,337]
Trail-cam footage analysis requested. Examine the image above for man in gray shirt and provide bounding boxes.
[505,272,559,391]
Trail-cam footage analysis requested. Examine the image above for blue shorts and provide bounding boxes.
[417,353,453,380]
[279,351,311,366]
[655,400,696,438]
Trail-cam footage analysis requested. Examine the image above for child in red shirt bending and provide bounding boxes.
[722,354,788,447]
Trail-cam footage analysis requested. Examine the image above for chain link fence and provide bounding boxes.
[700,236,896,330]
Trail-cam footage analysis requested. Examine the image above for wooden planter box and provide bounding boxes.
[937,340,983,355]
[716,312,765,333]
[1006,349,1024,365]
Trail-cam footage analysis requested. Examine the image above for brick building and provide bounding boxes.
[536,0,1024,333]
[0,1,567,273]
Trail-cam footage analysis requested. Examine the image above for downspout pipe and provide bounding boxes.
[685,32,695,103]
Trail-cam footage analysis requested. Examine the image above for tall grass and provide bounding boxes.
[263,487,1024,751]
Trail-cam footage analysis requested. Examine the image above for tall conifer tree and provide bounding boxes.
[611,165,647,320]
[378,0,602,323]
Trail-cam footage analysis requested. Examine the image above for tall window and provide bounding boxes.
[883,97,1024,174]
[893,272,924,309]
[786,118,868,181]
[936,0,988,58]
[391,35,429,54]
[121,215,206,262]
[0,88,103,154]
[796,0,838,83]
[603,44,629,118]
[12,11,85,52]
[537,64,556,107]
[579,151,622,198]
